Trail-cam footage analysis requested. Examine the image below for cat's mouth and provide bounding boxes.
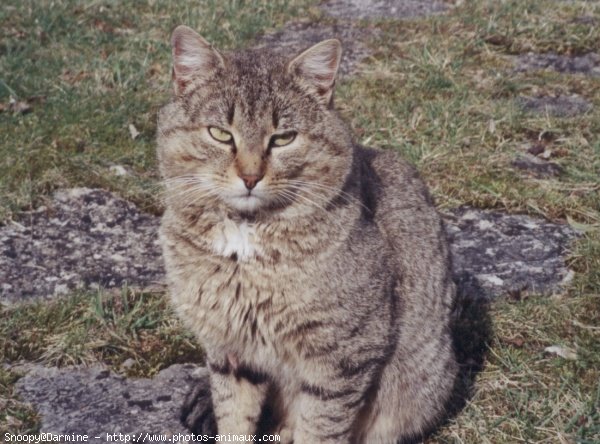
[225,192,265,213]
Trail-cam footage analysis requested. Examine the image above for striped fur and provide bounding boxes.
[158,26,457,443]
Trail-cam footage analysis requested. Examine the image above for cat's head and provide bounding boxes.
[158,26,353,218]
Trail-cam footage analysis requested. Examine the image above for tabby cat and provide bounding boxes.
[158,25,457,444]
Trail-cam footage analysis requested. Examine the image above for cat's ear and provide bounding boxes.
[170,25,224,94]
[288,39,342,106]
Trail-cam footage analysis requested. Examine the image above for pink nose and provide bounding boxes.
[239,174,263,190]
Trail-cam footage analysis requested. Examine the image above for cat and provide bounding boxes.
[157,25,458,444]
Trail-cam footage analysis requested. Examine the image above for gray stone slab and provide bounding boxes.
[1,189,578,303]
[321,0,448,20]
[255,21,379,76]
[517,94,592,117]
[0,188,164,304]
[444,208,578,298]
[14,364,207,442]
[515,52,600,76]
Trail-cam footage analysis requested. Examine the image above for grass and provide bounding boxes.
[0,0,314,219]
[1,0,599,441]
[0,287,202,433]
[1,287,200,371]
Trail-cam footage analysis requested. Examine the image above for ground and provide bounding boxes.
[1,0,599,443]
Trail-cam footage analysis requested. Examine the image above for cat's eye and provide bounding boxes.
[270,132,297,148]
[208,127,233,144]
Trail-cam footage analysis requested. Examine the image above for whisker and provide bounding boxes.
[285,179,369,212]
[276,188,351,238]
[285,178,359,200]
[181,190,221,212]
[162,184,218,205]
[171,184,219,205]
[163,181,222,209]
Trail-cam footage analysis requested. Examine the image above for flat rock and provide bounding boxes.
[0,188,164,304]
[1,188,578,302]
[518,94,592,117]
[444,208,578,298]
[255,21,379,76]
[515,52,600,76]
[15,364,207,442]
[321,0,448,20]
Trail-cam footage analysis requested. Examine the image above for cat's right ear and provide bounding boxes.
[170,25,224,95]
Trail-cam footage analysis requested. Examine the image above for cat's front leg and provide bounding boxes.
[292,370,372,444]
[208,355,270,438]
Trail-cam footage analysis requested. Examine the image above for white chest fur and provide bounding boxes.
[210,219,260,261]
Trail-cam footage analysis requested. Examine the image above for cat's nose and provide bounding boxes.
[239,173,264,190]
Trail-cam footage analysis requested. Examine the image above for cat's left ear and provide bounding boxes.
[287,39,342,107]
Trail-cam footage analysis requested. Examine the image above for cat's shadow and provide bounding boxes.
[446,272,492,416]
[180,272,492,443]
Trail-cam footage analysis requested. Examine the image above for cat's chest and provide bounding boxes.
[209,219,261,261]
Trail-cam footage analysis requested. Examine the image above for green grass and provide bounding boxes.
[1,0,599,441]
[1,288,200,371]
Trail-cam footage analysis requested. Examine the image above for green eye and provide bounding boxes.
[208,127,233,143]
[271,132,297,147]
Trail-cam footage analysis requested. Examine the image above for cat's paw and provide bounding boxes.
[180,378,217,437]
[277,425,294,444]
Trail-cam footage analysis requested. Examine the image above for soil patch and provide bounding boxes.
[321,0,448,20]
[518,95,592,117]
[255,21,379,76]
[515,52,600,76]
[512,154,564,178]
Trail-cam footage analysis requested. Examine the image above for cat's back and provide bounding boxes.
[355,145,453,307]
